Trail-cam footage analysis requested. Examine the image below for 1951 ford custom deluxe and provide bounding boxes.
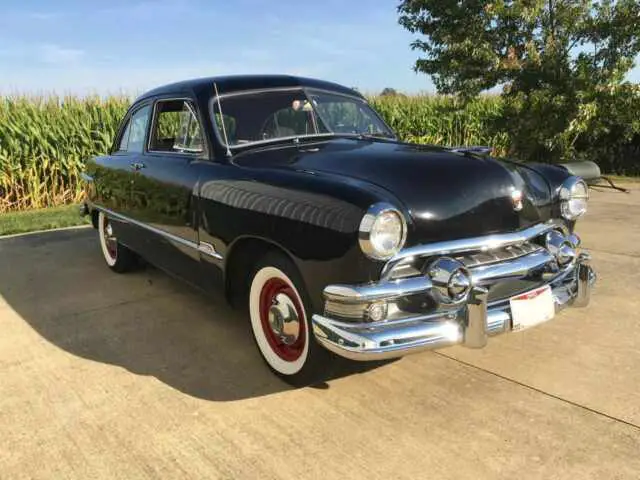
[82,75,596,385]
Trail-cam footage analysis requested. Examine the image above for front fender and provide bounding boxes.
[196,168,395,311]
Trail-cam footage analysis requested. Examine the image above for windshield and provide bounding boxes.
[212,88,394,148]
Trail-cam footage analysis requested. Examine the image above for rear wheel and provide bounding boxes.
[248,253,332,386]
[97,211,138,273]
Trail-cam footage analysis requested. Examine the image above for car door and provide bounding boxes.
[91,102,152,250]
[128,96,207,286]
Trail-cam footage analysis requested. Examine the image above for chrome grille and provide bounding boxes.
[325,300,366,320]
[454,241,542,268]
[388,240,545,279]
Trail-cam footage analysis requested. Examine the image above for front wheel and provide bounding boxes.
[248,253,332,386]
[97,211,138,273]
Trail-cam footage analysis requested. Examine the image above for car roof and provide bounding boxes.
[135,75,364,102]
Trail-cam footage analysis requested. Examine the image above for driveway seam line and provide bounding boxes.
[586,248,640,259]
[0,225,92,240]
[434,351,640,432]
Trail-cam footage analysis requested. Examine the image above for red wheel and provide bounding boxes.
[99,212,118,266]
[258,277,307,362]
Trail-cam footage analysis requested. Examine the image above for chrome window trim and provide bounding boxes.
[214,86,365,102]
[381,220,566,279]
[147,97,206,156]
[95,207,223,260]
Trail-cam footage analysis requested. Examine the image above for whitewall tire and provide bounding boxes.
[250,266,309,375]
[248,253,332,385]
[97,211,138,273]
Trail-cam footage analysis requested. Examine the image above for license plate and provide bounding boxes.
[510,286,555,331]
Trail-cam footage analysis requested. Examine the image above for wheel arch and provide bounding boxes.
[90,208,100,229]
[224,235,304,308]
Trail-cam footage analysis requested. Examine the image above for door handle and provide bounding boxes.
[130,161,146,171]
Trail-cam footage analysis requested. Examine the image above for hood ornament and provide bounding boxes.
[511,189,524,211]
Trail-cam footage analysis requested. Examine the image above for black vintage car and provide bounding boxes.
[82,75,596,385]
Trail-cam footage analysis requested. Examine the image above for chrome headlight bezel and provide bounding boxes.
[559,176,589,220]
[359,203,407,261]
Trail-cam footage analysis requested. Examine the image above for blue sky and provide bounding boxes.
[0,0,428,95]
[0,0,638,96]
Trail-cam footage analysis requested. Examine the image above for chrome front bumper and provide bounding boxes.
[311,252,596,361]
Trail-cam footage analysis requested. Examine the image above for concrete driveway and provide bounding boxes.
[1,184,639,479]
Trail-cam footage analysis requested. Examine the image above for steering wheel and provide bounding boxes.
[333,123,359,134]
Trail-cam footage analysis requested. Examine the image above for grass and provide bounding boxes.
[0,204,90,236]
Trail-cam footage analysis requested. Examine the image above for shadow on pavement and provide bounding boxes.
[0,228,388,402]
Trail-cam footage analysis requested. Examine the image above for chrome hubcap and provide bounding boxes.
[268,293,301,345]
[102,218,117,259]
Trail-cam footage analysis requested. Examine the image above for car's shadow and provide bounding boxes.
[0,229,391,401]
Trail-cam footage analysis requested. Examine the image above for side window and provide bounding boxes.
[128,106,151,153]
[150,100,204,153]
[115,105,150,154]
[117,120,131,151]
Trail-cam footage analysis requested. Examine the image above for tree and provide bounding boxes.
[398,0,640,164]
[380,87,399,96]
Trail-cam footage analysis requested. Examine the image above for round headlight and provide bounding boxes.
[559,177,589,220]
[359,203,407,260]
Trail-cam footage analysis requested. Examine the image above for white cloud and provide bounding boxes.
[2,10,62,22]
[39,44,85,65]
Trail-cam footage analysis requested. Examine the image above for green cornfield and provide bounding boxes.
[0,93,565,213]
[369,95,510,154]
[0,95,129,212]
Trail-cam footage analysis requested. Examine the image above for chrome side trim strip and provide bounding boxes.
[95,207,223,260]
[382,221,564,279]
[198,241,223,260]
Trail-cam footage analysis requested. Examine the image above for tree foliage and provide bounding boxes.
[398,0,640,163]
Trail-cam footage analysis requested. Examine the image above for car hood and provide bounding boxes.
[233,139,553,245]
